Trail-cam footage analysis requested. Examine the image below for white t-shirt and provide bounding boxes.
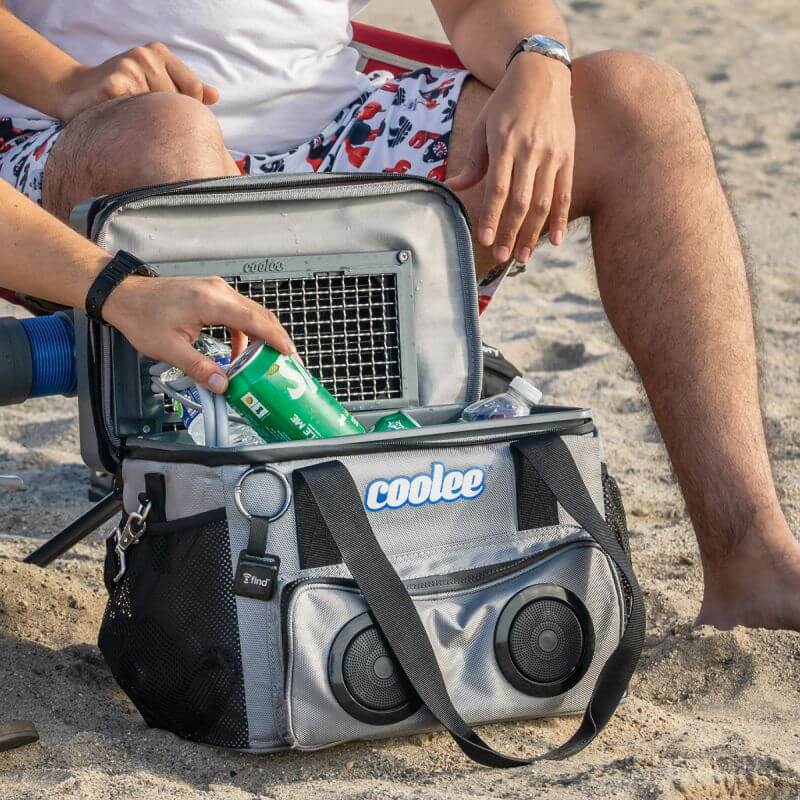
[0,0,374,154]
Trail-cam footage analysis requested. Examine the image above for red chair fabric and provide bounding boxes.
[351,21,463,75]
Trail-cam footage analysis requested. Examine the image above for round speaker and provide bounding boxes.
[329,612,420,725]
[495,584,595,697]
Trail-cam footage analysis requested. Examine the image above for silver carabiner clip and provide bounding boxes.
[233,466,292,522]
[113,500,152,584]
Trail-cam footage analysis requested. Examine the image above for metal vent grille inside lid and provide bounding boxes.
[203,272,403,403]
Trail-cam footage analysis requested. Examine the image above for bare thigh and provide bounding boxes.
[447,52,669,275]
[42,92,238,222]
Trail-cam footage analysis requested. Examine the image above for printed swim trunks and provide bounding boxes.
[0,67,509,309]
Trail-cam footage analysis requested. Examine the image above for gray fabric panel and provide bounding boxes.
[122,458,225,516]
[222,464,295,748]
[96,185,474,406]
[285,541,621,749]
[121,430,606,750]
[222,434,604,581]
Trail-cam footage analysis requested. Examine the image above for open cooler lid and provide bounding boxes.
[73,174,483,470]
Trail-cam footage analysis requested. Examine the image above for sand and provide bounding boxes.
[1,0,798,797]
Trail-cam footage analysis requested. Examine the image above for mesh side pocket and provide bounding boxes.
[601,466,630,556]
[98,509,248,748]
[601,465,633,618]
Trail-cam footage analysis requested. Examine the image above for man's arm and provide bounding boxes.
[434,0,569,89]
[0,180,295,392]
[0,0,219,122]
[433,0,575,263]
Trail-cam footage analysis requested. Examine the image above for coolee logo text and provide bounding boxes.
[364,462,486,511]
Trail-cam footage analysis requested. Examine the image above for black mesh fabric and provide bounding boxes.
[98,509,249,748]
[601,466,630,556]
[509,599,584,683]
[601,466,634,618]
[343,626,412,711]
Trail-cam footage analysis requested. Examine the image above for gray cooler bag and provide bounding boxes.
[77,175,644,767]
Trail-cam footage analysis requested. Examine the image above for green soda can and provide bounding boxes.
[371,410,420,433]
[226,342,365,442]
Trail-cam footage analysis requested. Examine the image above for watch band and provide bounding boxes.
[506,36,572,72]
[85,250,158,323]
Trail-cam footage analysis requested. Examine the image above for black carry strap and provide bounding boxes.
[294,435,645,768]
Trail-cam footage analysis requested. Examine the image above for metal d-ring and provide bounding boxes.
[234,465,292,521]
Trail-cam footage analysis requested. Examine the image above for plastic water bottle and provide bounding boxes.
[161,335,265,447]
[459,376,543,422]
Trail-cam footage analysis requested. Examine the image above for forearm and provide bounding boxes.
[0,2,81,118]
[433,0,569,88]
[0,180,108,307]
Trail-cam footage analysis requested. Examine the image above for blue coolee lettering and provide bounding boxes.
[441,470,463,501]
[365,479,390,511]
[364,463,487,511]
[429,462,445,503]
[461,468,485,499]
[408,474,432,505]
[387,477,410,508]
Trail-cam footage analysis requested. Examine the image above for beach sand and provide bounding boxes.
[1,0,798,797]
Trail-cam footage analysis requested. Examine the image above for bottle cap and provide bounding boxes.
[509,376,543,406]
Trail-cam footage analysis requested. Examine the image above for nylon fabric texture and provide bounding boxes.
[292,434,643,766]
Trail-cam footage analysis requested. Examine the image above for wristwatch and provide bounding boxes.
[506,34,572,72]
[85,250,159,324]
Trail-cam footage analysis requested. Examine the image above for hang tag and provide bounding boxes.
[234,550,280,600]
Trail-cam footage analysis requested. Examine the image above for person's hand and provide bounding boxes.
[103,276,296,393]
[446,55,575,264]
[57,42,220,121]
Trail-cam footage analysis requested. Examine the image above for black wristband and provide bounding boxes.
[85,250,158,324]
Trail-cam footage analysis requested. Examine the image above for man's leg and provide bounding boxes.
[448,51,800,631]
[42,92,240,222]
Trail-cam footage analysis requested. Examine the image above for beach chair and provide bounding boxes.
[1,22,517,565]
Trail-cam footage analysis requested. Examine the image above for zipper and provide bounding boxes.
[88,172,474,239]
[280,538,624,670]
[124,417,595,466]
[87,174,480,461]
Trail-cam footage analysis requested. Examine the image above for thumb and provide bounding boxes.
[445,127,489,192]
[168,340,229,394]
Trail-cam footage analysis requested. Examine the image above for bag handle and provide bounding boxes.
[293,434,645,768]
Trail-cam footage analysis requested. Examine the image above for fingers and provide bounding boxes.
[126,42,218,104]
[513,155,560,262]
[548,161,573,246]
[493,153,537,263]
[128,45,177,94]
[477,142,515,257]
[196,278,296,357]
[161,47,208,102]
[445,120,489,194]
[229,329,249,360]
[201,84,221,105]
[164,338,230,394]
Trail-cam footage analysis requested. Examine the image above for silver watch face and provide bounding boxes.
[523,35,570,63]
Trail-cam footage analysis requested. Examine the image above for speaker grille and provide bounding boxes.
[495,585,595,697]
[509,599,584,683]
[342,626,412,711]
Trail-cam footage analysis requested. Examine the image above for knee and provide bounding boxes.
[64,92,232,188]
[578,50,707,157]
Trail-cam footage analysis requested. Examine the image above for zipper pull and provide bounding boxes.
[112,500,152,583]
